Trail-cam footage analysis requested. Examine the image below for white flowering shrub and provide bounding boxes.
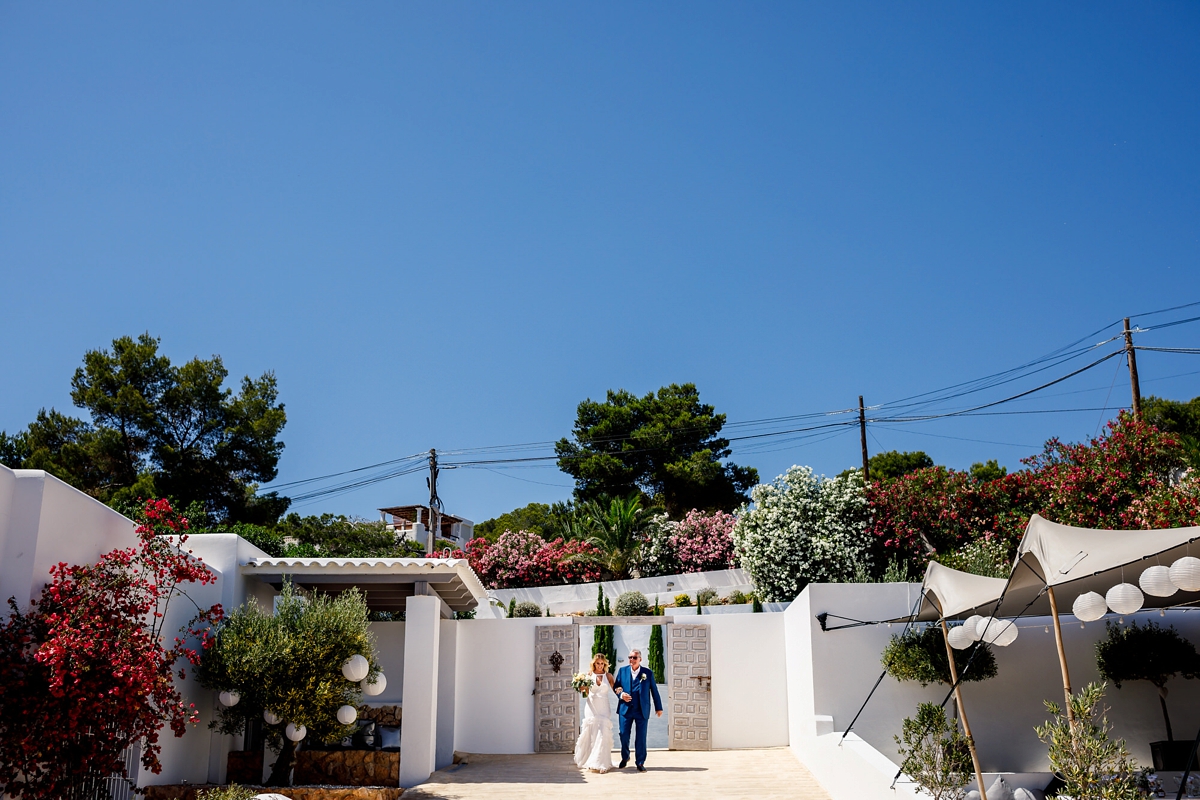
[632,513,681,578]
[732,466,871,601]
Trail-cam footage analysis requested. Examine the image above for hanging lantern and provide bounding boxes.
[285,722,307,742]
[963,615,985,641]
[1170,557,1200,592]
[1140,566,1178,598]
[980,618,1018,647]
[362,672,387,697]
[263,710,281,726]
[1072,591,1107,622]
[218,690,240,707]
[336,705,358,725]
[947,625,976,650]
[342,654,370,682]
[974,616,999,641]
[1106,583,1144,615]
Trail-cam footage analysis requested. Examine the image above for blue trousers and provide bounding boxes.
[619,713,648,766]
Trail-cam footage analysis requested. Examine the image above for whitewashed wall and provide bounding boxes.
[369,621,407,704]
[0,467,137,613]
[491,569,756,615]
[790,582,1200,777]
[452,613,790,754]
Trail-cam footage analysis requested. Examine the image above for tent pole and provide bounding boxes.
[1046,586,1076,726]
[941,618,988,800]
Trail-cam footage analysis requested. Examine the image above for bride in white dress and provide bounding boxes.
[574,653,615,773]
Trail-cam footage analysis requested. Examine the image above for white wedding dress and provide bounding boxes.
[573,672,614,773]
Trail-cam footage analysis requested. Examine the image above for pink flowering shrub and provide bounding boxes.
[670,510,737,572]
[456,531,602,589]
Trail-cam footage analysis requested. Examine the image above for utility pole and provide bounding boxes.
[426,448,441,555]
[859,396,870,483]
[1123,318,1142,422]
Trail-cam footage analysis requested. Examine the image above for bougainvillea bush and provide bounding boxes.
[870,414,1196,570]
[732,467,871,601]
[0,499,223,800]
[459,530,602,589]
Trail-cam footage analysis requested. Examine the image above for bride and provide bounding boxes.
[574,653,615,773]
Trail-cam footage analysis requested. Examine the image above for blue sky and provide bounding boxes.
[2,3,1198,524]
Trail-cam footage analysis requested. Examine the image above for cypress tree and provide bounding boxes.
[507,597,516,618]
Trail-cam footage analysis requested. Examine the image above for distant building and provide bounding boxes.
[379,504,474,549]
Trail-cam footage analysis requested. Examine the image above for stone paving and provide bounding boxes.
[403,748,832,800]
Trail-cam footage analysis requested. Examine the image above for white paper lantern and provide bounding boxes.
[336,704,358,725]
[1140,566,1178,598]
[1106,583,1144,615]
[284,722,306,742]
[947,625,976,650]
[1170,557,1200,592]
[979,618,1018,647]
[1072,591,1107,622]
[974,616,998,641]
[342,654,370,682]
[219,690,240,707]
[963,615,985,641]
[362,672,387,697]
[263,709,281,726]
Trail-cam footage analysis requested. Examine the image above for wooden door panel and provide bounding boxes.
[667,623,711,750]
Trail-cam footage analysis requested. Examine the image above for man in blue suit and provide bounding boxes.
[614,648,662,772]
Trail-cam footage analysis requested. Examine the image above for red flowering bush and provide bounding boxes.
[457,530,602,589]
[671,509,737,572]
[0,498,223,799]
[870,414,1195,570]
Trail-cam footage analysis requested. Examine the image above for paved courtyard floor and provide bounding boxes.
[403,749,832,800]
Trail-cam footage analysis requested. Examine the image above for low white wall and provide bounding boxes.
[790,582,1200,776]
[491,569,756,615]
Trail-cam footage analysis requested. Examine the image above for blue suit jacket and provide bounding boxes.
[615,665,662,719]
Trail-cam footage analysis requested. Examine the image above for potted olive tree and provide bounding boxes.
[1096,621,1200,770]
[199,583,382,786]
[882,625,998,712]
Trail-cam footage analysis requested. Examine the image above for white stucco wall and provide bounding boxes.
[491,569,757,615]
[453,613,790,754]
[0,467,138,613]
[368,621,406,704]
[789,582,1200,781]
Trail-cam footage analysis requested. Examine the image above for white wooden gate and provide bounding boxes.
[667,623,711,750]
[534,625,579,753]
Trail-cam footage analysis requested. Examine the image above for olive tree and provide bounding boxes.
[199,583,380,786]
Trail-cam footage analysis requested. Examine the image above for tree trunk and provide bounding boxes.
[267,737,296,786]
[1159,685,1174,742]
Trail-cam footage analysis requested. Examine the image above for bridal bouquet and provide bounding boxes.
[571,672,594,697]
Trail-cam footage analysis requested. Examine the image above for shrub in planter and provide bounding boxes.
[511,601,543,618]
[614,591,650,617]
[696,588,718,606]
[726,590,748,605]
[674,593,693,607]
[199,582,380,787]
[882,625,996,721]
[894,703,973,800]
[198,786,259,800]
[1035,682,1141,800]
[1095,620,1200,767]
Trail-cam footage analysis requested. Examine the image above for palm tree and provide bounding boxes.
[582,494,656,579]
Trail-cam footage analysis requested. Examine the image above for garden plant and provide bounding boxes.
[0,499,222,800]
[198,582,380,786]
[894,703,973,800]
[1095,620,1200,742]
[1035,682,1141,800]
